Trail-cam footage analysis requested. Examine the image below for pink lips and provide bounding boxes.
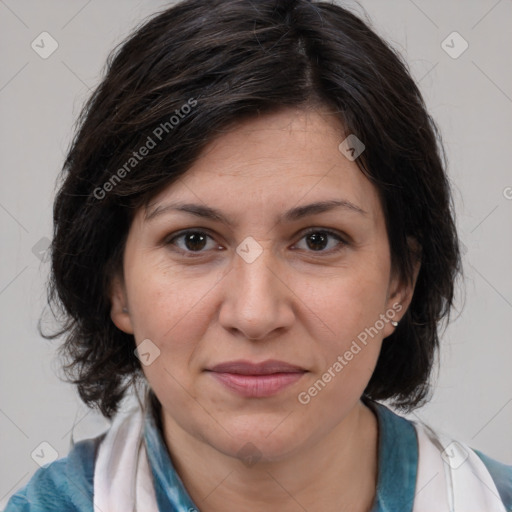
[206,360,306,398]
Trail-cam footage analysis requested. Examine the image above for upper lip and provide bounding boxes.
[207,359,306,375]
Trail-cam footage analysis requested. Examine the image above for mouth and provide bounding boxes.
[205,359,307,398]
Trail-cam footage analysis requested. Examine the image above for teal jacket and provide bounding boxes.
[4,400,512,511]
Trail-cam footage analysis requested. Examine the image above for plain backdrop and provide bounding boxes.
[1,0,511,507]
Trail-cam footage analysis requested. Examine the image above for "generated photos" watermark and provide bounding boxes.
[298,302,403,405]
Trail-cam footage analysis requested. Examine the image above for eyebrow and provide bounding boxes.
[145,199,368,226]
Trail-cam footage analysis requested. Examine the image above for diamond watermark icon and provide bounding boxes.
[441,441,469,469]
[31,32,59,59]
[31,441,58,467]
[236,236,263,264]
[134,338,161,366]
[31,236,51,262]
[441,32,468,59]
[338,134,365,161]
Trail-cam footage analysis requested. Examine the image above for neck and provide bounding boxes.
[159,400,379,512]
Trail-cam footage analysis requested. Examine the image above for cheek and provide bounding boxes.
[289,264,390,410]
[126,270,208,405]
[126,255,216,332]
[125,258,225,377]
[293,273,387,419]
[296,265,390,346]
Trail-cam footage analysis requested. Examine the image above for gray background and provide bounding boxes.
[1,0,511,506]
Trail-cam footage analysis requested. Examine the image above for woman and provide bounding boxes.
[5,0,511,510]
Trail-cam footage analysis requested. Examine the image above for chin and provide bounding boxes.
[204,416,310,464]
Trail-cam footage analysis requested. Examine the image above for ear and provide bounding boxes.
[382,236,422,338]
[109,273,134,335]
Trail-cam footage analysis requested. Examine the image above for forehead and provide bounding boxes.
[145,108,382,224]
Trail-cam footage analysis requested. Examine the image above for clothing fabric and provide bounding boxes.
[412,422,508,511]
[4,398,512,512]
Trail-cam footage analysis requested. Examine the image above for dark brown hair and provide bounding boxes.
[43,0,463,419]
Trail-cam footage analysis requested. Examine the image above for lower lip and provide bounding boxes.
[208,371,305,398]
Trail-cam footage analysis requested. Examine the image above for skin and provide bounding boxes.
[110,107,421,511]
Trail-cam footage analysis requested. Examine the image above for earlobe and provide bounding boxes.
[109,274,134,334]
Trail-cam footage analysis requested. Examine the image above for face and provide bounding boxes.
[111,107,418,462]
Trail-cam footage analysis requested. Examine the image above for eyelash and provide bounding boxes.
[165,228,348,258]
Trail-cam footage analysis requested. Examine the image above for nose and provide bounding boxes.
[218,244,295,341]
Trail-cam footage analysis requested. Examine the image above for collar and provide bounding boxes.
[365,398,418,512]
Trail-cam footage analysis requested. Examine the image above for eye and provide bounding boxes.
[293,228,347,254]
[166,230,220,255]
[165,228,348,257]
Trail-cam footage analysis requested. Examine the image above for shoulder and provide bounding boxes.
[473,448,512,510]
[412,416,512,510]
[368,400,512,510]
[3,433,105,512]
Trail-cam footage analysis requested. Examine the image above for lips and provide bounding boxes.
[207,359,306,375]
[206,359,307,398]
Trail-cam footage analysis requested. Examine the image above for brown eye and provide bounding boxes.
[294,229,347,254]
[306,231,329,251]
[182,232,208,251]
[167,230,218,255]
